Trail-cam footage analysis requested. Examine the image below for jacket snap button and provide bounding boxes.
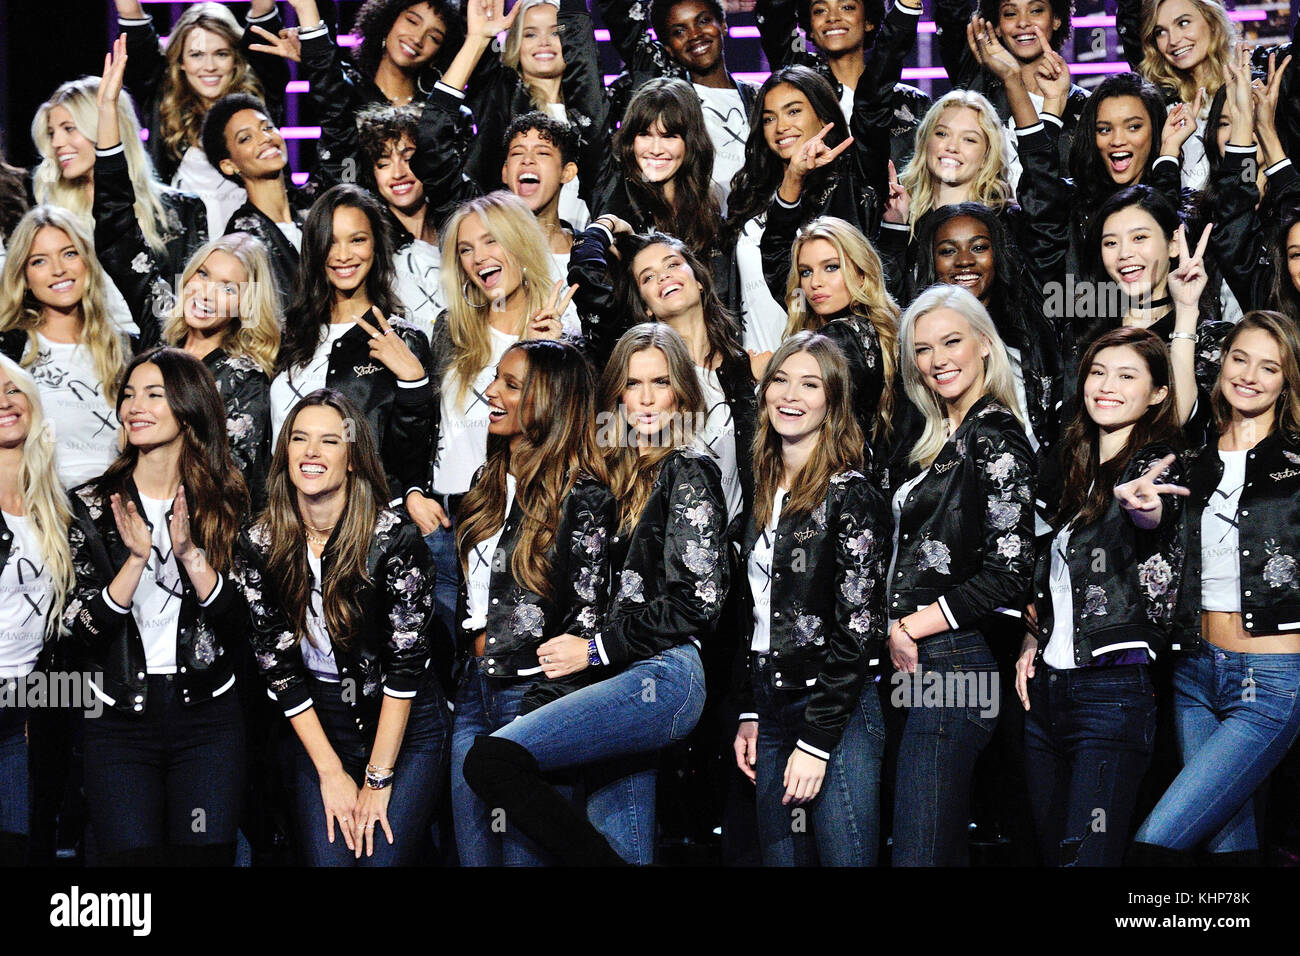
[774,672,781,678]
[133,704,143,712]
[134,695,143,703]
[137,671,145,680]
[612,536,619,543]
[1244,590,1252,597]
[179,666,187,674]
[902,534,909,540]
[1245,622,1253,629]
[487,667,496,674]
[1242,550,1250,556]
[488,637,496,644]
[1241,510,1248,517]
[491,598,499,605]
[487,658,495,664]
[773,611,780,618]
[1245,613,1253,619]
[775,680,782,686]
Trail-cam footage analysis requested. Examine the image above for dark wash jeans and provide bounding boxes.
[1024,663,1156,866]
[891,629,998,866]
[293,674,449,866]
[83,675,244,862]
[0,698,28,836]
[751,657,886,866]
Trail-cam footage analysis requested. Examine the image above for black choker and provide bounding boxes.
[1138,295,1172,310]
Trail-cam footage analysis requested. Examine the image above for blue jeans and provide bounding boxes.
[493,643,706,864]
[424,520,460,649]
[293,675,449,866]
[1024,664,1156,866]
[752,660,886,866]
[891,629,999,866]
[1135,644,1300,853]
[0,700,28,836]
[82,676,244,862]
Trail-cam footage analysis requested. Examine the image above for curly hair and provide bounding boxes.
[502,111,580,167]
[352,0,464,89]
[977,0,1074,52]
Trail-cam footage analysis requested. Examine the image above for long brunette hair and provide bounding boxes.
[1211,310,1300,440]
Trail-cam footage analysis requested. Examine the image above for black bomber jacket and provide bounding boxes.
[735,471,890,757]
[888,395,1038,629]
[63,478,248,715]
[1172,429,1300,647]
[1033,444,1186,665]
[237,507,450,738]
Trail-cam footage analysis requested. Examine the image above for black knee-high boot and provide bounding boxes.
[1125,840,1195,866]
[463,736,629,867]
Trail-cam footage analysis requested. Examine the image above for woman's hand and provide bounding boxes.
[356,307,426,382]
[747,349,773,380]
[733,721,757,783]
[882,159,910,225]
[782,749,826,805]
[1034,36,1072,110]
[888,620,919,674]
[110,493,152,562]
[1168,221,1212,309]
[1254,50,1291,151]
[466,0,521,39]
[1113,453,1190,522]
[536,633,590,679]
[352,781,395,859]
[168,486,201,564]
[1015,631,1038,711]
[967,15,1020,84]
[526,279,576,340]
[96,34,128,150]
[1160,88,1205,157]
[405,491,450,535]
[786,122,854,183]
[248,26,303,63]
[319,765,360,851]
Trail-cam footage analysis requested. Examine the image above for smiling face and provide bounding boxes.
[120,363,182,451]
[633,120,686,184]
[1153,0,1211,74]
[1100,206,1175,299]
[632,243,704,322]
[1287,222,1300,296]
[925,107,988,188]
[796,238,852,316]
[25,226,87,313]
[762,83,824,162]
[622,347,680,442]
[384,2,447,71]
[1219,327,1285,420]
[484,348,529,439]
[219,108,287,180]
[183,249,247,335]
[1083,344,1167,431]
[933,215,995,303]
[326,206,376,295]
[0,371,33,451]
[46,105,95,181]
[765,349,828,444]
[662,1,725,75]
[518,3,565,80]
[287,404,351,498]
[913,307,990,408]
[1094,95,1153,185]
[502,128,574,212]
[996,0,1061,63]
[373,134,424,211]
[809,0,871,54]
[179,26,236,104]
[457,211,522,301]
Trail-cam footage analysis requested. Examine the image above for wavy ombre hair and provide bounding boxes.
[457,340,605,599]
[0,355,74,637]
[899,90,1011,231]
[260,390,388,649]
[899,284,1023,467]
[158,3,267,166]
[164,234,281,376]
[1140,0,1235,104]
[784,216,900,440]
[31,77,174,255]
[752,332,865,531]
[438,191,556,404]
[0,206,127,403]
[598,323,705,533]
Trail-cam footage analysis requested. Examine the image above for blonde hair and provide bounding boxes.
[899,91,1012,232]
[1140,0,1235,103]
[31,77,174,255]
[784,216,900,440]
[438,191,557,405]
[159,3,266,165]
[164,233,281,376]
[899,284,1023,467]
[501,0,564,109]
[0,206,128,403]
[0,355,74,638]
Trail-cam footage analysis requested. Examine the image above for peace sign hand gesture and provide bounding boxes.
[1168,221,1212,309]
[248,26,304,63]
[355,307,426,382]
[1114,454,1189,529]
[526,279,576,341]
[883,159,910,225]
[791,123,854,180]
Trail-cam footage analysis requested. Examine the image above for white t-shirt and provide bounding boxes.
[547,250,582,333]
[1177,106,1210,193]
[695,367,742,526]
[270,322,355,448]
[30,333,120,488]
[695,83,749,211]
[301,546,339,681]
[1043,524,1077,670]
[0,513,53,678]
[463,474,516,632]
[275,220,304,252]
[542,103,591,230]
[135,494,181,674]
[173,145,247,240]
[838,82,856,129]
[393,239,444,342]
[1201,449,1247,612]
[433,326,518,495]
[749,489,784,653]
[736,215,790,355]
[887,467,930,627]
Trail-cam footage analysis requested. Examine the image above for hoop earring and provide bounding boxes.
[462,279,488,309]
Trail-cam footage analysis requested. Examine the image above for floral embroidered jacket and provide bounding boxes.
[1173,429,1300,646]
[735,470,891,757]
[888,395,1038,629]
[236,508,447,738]
[1032,443,1185,664]
[596,448,729,670]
